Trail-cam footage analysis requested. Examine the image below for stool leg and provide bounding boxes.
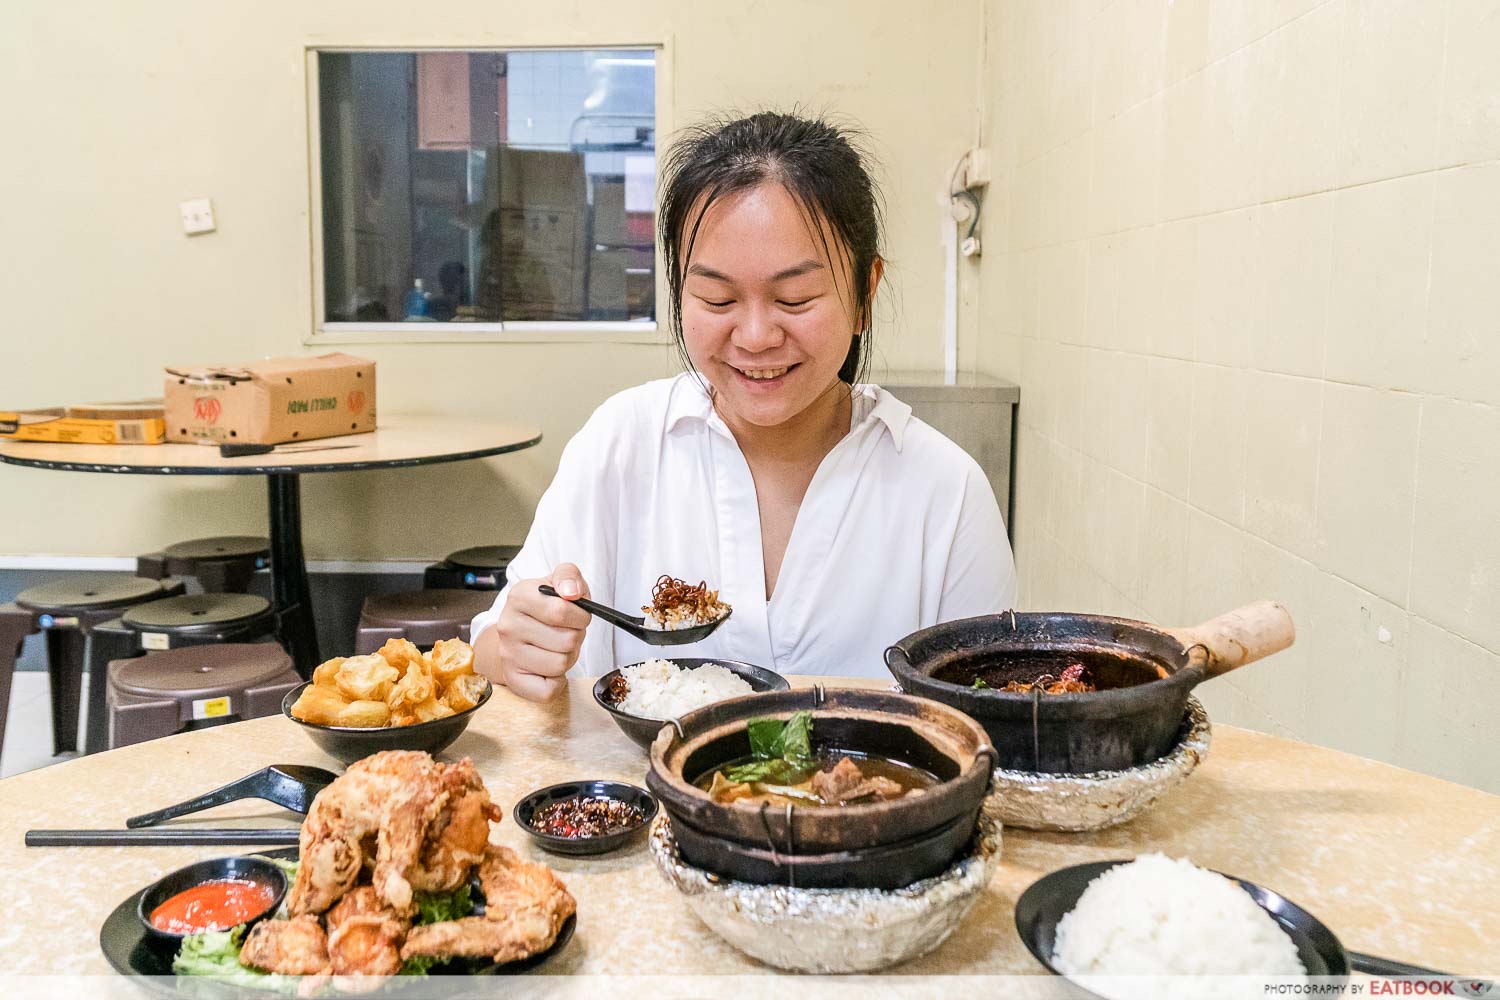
[45,629,87,755]
[86,627,137,753]
[83,634,113,756]
[0,636,20,762]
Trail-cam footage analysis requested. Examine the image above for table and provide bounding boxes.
[0,417,541,675]
[0,676,1493,980]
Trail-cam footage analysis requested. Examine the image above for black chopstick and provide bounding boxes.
[25,828,300,847]
[1348,951,1452,978]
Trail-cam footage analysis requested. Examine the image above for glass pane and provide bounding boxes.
[317,49,656,326]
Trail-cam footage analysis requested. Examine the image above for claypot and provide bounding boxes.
[646,687,995,855]
[885,600,1294,773]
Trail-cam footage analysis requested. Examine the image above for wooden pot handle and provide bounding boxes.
[1164,600,1296,679]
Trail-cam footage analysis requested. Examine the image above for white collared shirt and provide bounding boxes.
[471,374,1017,679]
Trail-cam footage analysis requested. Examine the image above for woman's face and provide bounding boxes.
[679,182,876,429]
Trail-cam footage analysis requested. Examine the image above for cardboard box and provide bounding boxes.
[476,147,588,321]
[587,247,656,320]
[1,404,166,445]
[163,353,375,445]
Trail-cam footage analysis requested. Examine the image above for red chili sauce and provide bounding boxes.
[150,878,278,934]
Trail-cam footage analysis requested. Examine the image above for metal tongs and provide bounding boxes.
[25,764,337,848]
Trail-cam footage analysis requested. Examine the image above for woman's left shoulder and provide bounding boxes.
[861,385,986,480]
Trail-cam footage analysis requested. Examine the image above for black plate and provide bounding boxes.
[593,658,790,750]
[101,847,575,994]
[513,779,658,856]
[1014,859,1350,992]
[282,680,493,765]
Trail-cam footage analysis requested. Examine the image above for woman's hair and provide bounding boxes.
[658,110,885,384]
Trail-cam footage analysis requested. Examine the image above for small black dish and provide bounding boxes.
[667,804,981,890]
[513,779,658,856]
[282,679,492,764]
[135,855,287,952]
[102,847,576,994]
[593,658,790,750]
[1014,859,1351,993]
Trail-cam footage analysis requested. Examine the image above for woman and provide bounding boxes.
[472,111,1016,702]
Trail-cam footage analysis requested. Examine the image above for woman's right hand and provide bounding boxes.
[484,563,593,702]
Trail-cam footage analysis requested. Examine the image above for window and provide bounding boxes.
[315,49,657,333]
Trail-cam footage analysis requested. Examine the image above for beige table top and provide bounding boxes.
[1,676,1493,978]
[0,416,542,475]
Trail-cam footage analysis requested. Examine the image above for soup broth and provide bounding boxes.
[695,750,938,808]
[933,647,1168,692]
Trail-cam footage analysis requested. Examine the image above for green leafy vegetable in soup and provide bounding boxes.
[700,711,938,807]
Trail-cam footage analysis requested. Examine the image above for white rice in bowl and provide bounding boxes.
[1053,853,1305,1000]
[614,659,754,720]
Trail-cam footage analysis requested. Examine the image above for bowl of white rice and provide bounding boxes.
[593,657,790,750]
[1015,854,1348,1000]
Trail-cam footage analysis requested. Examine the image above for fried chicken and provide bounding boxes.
[288,752,500,916]
[400,845,575,965]
[408,758,497,896]
[239,915,329,976]
[324,887,411,978]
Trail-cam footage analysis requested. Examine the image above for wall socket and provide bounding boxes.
[179,198,216,235]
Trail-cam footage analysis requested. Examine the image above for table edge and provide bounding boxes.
[0,432,543,475]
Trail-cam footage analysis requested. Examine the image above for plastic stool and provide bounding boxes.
[87,593,281,753]
[137,535,270,594]
[354,589,499,653]
[0,576,186,762]
[108,643,300,748]
[422,544,520,591]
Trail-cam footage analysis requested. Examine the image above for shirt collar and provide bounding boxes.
[665,373,912,450]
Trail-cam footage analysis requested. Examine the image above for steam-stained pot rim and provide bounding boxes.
[885,611,1204,703]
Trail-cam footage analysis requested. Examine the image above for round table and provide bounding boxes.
[0,676,1493,980]
[0,417,541,676]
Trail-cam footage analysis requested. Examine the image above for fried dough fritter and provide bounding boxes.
[400,845,575,965]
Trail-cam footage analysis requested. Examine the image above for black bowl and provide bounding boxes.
[593,658,790,750]
[135,855,287,951]
[282,679,492,764]
[513,779,658,856]
[1014,859,1351,991]
[668,803,981,889]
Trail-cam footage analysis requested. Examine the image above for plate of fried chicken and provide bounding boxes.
[101,751,577,993]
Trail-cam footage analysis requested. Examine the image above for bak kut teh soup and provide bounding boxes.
[933,646,1170,694]
[692,711,939,808]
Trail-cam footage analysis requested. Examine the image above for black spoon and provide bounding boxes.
[125,764,338,829]
[538,585,730,646]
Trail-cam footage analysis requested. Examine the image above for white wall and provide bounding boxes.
[1,0,984,559]
[978,0,1500,792]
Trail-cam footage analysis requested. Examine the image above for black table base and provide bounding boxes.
[268,473,320,676]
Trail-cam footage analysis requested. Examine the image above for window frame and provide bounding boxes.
[302,41,672,346]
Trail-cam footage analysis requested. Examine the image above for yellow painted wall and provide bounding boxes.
[1,0,984,559]
[977,0,1500,792]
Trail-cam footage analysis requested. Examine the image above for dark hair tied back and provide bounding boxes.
[658,111,885,385]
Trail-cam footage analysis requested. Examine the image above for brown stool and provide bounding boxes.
[0,576,186,763]
[86,593,281,753]
[107,643,301,749]
[422,544,520,591]
[354,589,499,653]
[137,535,270,594]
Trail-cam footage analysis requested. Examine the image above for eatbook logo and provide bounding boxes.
[347,390,366,414]
[192,397,222,423]
[1461,982,1494,998]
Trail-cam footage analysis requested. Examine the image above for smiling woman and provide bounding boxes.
[469,110,1017,703]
